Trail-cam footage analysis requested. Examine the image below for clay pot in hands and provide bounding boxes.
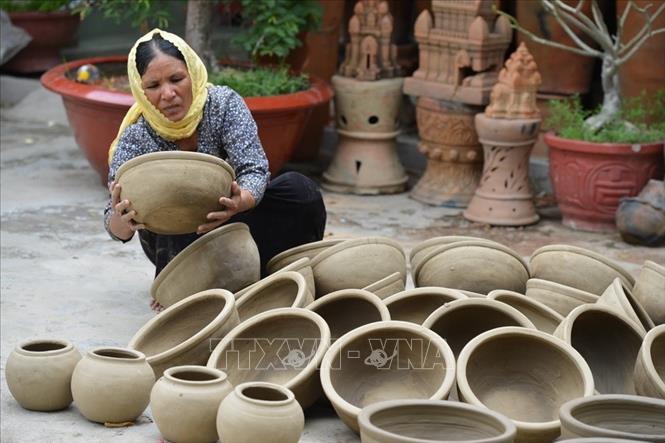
[525,278,599,317]
[383,287,467,324]
[235,271,313,322]
[151,365,233,443]
[457,327,594,443]
[362,272,405,299]
[71,347,155,424]
[320,320,456,433]
[634,324,665,399]
[633,260,665,325]
[488,289,564,334]
[5,339,81,411]
[266,238,347,274]
[129,289,239,377]
[358,399,517,443]
[151,223,260,307]
[597,278,655,334]
[116,151,235,235]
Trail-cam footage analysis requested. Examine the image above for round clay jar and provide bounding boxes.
[5,339,81,411]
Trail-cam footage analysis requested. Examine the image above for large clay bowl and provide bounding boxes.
[235,257,315,300]
[362,272,405,300]
[383,287,467,324]
[633,260,665,325]
[525,278,598,317]
[235,271,313,322]
[265,238,347,274]
[554,304,644,394]
[488,289,564,334]
[358,399,517,443]
[597,277,655,334]
[559,394,665,441]
[207,307,330,409]
[634,324,665,399]
[457,326,594,443]
[320,320,456,433]
[150,223,260,308]
[116,151,235,235]
[414,240,530,294]
[128,289,238,377]
[408,236,501,278]
[422,298,536,357]
[311,237,407,296]
[529,244,635,295]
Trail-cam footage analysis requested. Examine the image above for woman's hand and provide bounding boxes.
[197,181,255,235]
[108,181,145,240]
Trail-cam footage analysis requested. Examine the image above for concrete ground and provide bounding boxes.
[1,76,663,443]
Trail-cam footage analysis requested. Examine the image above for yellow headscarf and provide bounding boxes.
[108,29,210,164]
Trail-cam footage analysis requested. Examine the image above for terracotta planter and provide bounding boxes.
[383,287,467,324]
[634,324,665,399]
[408,235,501,278]
[265,238,347,275]
[362,272,405,299]
[488,289,564,334]
[597,277,655,334]
[236,271,313,322]
[5,339,81,411]
[633,260,665,325]
[525,278,599,317]
[545,132,665,232]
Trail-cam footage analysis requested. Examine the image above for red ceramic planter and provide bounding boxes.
[545,132,664,232]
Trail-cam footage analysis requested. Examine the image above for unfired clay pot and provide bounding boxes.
[525,278,599,317]
[217,382,304,443]
[320,320,456,433]
[634,324,665,399]
[5,339,81,411]
[235,257,316,300]
[71,347,155,424]
[128,289,239,377]
[116,151,235,235]
[529,244,635,295]
[358,399,517,443]
[422,298,536,357]
[456,327,594,443]
[362,272,405,299]
[597,277,655,334]
[151,365,233,443]
[207,307,330,409]
[558,439,648,443]
[554,304,644,394]
[633,260,665,325]
[265,238,347,274]
[559,394,665,441]
[150,223,260,307]
[235,271,313,322]
[383,287,467,324]
[487,289,564,334]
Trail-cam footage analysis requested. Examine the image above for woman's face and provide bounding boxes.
[141,52,193,122]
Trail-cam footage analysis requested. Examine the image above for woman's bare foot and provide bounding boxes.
[150,299,164,312]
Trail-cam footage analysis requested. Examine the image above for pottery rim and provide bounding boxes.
[310,237,406,269]
[234,381,296,407]
[554,303,645,342]
[266,238,347,273]
[408,235,492,264]
[643,259,665,275]
[422,298,537,330]
[163,365,228,385]
[89,347,147,361]
[235,271,310,318]
[362,272,403,293]
[601,278,655,333]
[487,290,565,325]
[306,288,390,320]
[15,338,74,356]
[115,151,235,181]
[383,287,468,308]
[638,324,665,395]
[526,278,599,303]
[277,256,311,273]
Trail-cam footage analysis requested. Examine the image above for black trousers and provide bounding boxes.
[138,171,327,277]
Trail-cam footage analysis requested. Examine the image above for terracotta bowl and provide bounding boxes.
[306,289,390,342]
[414,240,530,294]
[634,324,665,399]
[320,320,456,433]
[358,399,517,443]
[597,277,655,334]
[457,326,594,443]
[529,244,635,295]
[235,271,313,322]
[128,289,238,377]
[116,151,235,235]
[311,237,406,296]
[383,287,467,324]
[554,304,644,394]
[559,394,665,441]
[265,238,347,274]
[235,257,315,300]
[408,235,497,277]
[150,223,260,308]
[525,278,599,317]
[207,307,330,409]
[487,289,564,334]
[422,298,535,356]
[362,272,405,299]
[633,260,665,325]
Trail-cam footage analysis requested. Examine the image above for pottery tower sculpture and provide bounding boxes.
[323,0,408,194]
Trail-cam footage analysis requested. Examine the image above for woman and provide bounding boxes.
[104,29,326,308]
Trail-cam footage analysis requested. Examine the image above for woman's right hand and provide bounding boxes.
[109,181,145,240]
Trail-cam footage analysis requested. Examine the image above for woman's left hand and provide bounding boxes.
[197,181,255,234]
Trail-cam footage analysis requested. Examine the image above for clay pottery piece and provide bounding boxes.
[558,439,647,443]
[616,197,665,246]
[129,289,239,377]
[235,257,316,300]
[633,260,665,325]
[71,347,155,424]
[362,272,405,299]
[207,307,330,409]
[311,237,407,296]
[422,298,536,357]
[5,339,81,411]
[414,240,530,294]
[150,365,232,443]
[358,399,517,443]
[634,324,665,399]
[597,278,655,334]
[554,304,644,394]
[529,244,635,295]
[265,238,347,274]
[306,289,390,341]
[320,320,456,433]
[457,326,594,443]
[525,278,599,317]
[217,382,304,443]
[559,394,665,441]
[150,223,260,307]
[459,290,487,298]
[487,289,564,334]
[383,287,467,324]
[235,271,313,322]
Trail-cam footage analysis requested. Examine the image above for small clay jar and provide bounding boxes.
[71,347,155,424]
[5,339,81,411]
[217,382,304,443]
[151,365,233,443]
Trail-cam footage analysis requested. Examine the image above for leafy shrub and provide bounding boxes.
[209,66,309,97]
